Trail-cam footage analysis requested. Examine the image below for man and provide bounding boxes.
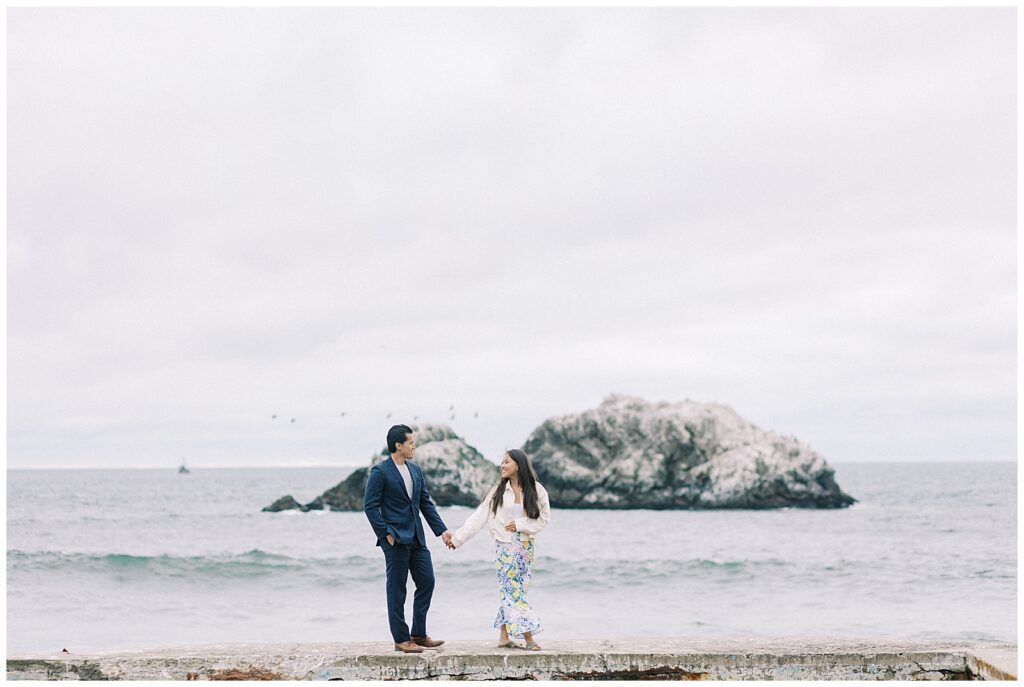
[363,424,454,653]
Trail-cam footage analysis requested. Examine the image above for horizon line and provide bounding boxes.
[4,458,1018,471]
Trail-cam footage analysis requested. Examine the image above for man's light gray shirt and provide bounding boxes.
[395,461,413,499]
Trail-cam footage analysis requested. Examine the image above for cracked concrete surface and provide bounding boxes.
[7,637,1017,680]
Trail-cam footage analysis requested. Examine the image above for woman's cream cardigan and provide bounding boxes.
[451,481,551,548]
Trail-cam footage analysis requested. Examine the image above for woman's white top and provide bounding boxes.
[451,481,551,548]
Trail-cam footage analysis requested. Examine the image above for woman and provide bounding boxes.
[450,449,551,650]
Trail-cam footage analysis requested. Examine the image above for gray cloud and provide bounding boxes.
[8,8,1015,468]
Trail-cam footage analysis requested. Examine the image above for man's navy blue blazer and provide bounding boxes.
[363,457,447,547]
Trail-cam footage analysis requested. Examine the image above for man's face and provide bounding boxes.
[396,433,416,460]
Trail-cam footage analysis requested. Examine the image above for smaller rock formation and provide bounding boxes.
[261,495,307,513]
[262,424,499,512]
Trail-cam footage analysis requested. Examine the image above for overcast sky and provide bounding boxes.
[7,8,1016,469]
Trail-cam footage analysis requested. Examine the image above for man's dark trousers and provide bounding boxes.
[382,541,434,642]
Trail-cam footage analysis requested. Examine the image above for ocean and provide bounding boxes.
[6,462,1016,655]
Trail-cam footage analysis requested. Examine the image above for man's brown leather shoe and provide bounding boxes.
[411,635,445,648]
[394,640,424,653]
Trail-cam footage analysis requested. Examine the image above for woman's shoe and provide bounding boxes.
[523,641,541,651]
[497,640,518,648]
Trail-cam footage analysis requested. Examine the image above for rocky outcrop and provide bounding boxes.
[523,394,855,509]
[263,398,855,512]
[263,424,498,512]
[316,471,367,511]
[261,495,307,513]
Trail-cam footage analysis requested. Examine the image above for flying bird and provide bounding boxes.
[290,418,297,423]
[474,411,479,418]
[449,404,454,410]
[339,412,347,417]
[450,414,455,420]
[386,412,392,419]
[272,414,277,420]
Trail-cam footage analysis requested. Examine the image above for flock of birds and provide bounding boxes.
[270,405,479,424]
[181,406,481,473]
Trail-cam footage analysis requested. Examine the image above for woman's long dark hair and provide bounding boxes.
[489,449,540,519]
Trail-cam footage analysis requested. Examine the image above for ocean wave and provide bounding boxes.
[6,549,377,582]
[11,549,994,590]
[7,548,798,586]
[533,556,793,585]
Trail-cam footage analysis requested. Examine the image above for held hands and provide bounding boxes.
[504,520,517,533]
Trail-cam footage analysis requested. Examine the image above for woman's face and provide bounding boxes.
[500,453,518,480]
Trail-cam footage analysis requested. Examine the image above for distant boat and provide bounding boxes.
[178,462,190,474]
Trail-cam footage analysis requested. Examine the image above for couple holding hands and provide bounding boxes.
[363,425,551,653]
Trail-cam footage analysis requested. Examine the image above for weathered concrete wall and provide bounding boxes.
[6,638,1017,681]
[966,646,1018,682]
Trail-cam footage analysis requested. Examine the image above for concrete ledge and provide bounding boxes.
[967,647,1018,682]
[6,638,1017,681]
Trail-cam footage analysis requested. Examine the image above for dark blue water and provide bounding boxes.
[6,462,1016,654]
